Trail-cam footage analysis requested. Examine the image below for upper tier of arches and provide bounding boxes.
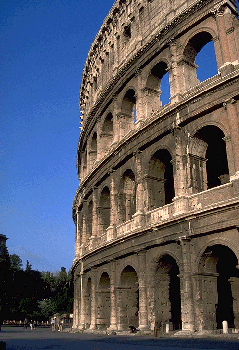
[79,0,238,125]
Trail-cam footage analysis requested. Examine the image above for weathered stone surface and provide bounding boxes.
[72,0,239,333]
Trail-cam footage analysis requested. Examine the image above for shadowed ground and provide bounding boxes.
[0,326,239,350]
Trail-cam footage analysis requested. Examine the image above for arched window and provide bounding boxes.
[154,255,181,330]
[147,149,175,209]
[145,62,170,114]
[99,186,111,234]
[122,89,136,115]
[199,245,239,330]
[97,272,111,329]
[82,147,87,177]
[183,31,217,89]
[89,132,97,167]
[194,126,229,190]
[120,89,137,136]
[196,41,218,82]
[101,113,113,151]
[118,170,136,222]
[117,266,139,329]
[86,201,93,239]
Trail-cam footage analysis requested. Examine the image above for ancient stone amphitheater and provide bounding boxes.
[72,0,239,333]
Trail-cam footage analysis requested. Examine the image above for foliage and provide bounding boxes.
[0,250,73,322]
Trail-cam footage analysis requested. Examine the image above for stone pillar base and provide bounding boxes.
[107,324,117,331]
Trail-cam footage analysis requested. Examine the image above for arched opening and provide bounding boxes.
[122,89,136,115]
[120,89,137,136]
[96,272,111,329]
[154,255,181,330]
[147,149,175,209]
[146,62,170,108]
[194,126,229,189]
[183,31,217,89]
[85,278,91,328]
[89,132,97,167]
[86,201,93,239]
[196,41,218,82]
[99,186,111,234]
[160,72,170,106]
[82,147,87,177]
[118,169,136,222]
[117,266,139,330]
[101,113,113,151]
[199,245,239,330]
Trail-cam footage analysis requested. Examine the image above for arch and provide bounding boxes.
[86,200,93,239]
[146,61,170,107]
[101,112,114,152]
[182,31,218,89]
[117,265,139,330]
[82,147,87,177]
[193,125,229,189]
[121,89,137,116]
[89,132,97,167]
[96,272,111,329]
[147,149,175,209]
[99,186,111,234]
[197,244,239,330]
[118,169,136,222]
[154,254,181,330]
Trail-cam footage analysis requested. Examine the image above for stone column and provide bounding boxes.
[172,128,189,216]
[90,268,97,330]
[108,260,117,330]
[229,277,239,329]
[214,7,231,67]
[138,251,149,330]
[81,203,87,245]
[224,99,239,180]
[134,69,144,123]
[133,151,145,227]
[179,236,195,332]
[112,96,121,144]
[75,208,82,258]
[73,274,80,329]
[110,172,118,234]
[79,271,86,329]
[168,40,182,103]
[172,128,188,198]
[91,187,99,239]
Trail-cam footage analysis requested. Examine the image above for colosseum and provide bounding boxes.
[72,0,239,334]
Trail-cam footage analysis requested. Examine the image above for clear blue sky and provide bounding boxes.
[1,0,238,273]
[1,0,114,272]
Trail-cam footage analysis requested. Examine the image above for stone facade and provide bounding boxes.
[72,0,239,333]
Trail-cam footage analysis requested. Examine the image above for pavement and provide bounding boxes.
[0,326,239,350]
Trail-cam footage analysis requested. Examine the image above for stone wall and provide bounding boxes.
[72,0,239,333]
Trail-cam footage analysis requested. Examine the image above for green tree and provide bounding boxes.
[0,244,12,322]
[10,254,23,271]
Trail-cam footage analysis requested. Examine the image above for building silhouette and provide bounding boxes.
[72,0,239,333]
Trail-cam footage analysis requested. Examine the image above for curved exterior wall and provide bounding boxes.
[72,0,239,333]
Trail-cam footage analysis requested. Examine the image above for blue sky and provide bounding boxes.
[1,0,114,272]
[1,0,239,272]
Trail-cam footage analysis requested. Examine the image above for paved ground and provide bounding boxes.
[1,326,239,350]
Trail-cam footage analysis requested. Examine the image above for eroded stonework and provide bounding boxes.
[72,0,239,333]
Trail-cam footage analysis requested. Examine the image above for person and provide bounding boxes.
[30,321,33,330]
[51,318,56,332]
[23,319,28,329]
[33,320,36,330]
